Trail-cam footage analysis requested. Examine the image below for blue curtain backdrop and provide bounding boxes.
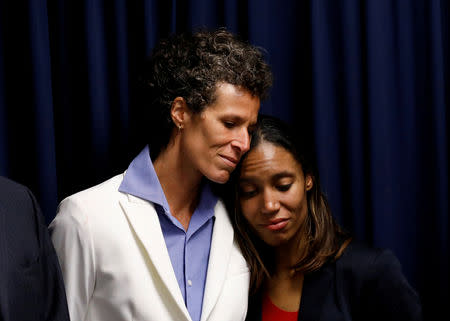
[0,0,448,318]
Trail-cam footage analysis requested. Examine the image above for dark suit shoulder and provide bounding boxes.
[0,176,41,224]
[339,240,386,261]
[0,176,41,265]
[337,241,392,275]
[336,241,408,300]
[0,177,40,230]
[0,176,27,189]
[0,176,31,205]
[336,241,422,321]
[0,176,71,321]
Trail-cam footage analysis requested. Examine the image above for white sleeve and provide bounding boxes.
[49,197,96,321]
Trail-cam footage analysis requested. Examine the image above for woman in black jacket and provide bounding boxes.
[224,115,422,321]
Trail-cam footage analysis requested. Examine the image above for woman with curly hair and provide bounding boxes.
[50,29,272,321]
[225,114,422,321]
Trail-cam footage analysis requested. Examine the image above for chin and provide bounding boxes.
[206,169,231,184]
[262,235,290,248]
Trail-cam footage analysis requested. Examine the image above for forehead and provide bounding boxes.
[239,142,302,180]
[204,83,260,123]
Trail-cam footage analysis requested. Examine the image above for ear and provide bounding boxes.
[305,175,313,191]
[170,97,189,129]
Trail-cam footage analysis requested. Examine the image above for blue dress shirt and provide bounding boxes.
[118,146,217,321]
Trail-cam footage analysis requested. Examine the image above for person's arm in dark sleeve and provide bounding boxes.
[28,190,71,321]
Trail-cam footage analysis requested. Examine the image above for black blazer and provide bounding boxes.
[246,242,422,321]
[0,176,70,321]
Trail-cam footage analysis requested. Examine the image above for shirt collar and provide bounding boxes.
[119,145,170,212]
[118,145,218,219]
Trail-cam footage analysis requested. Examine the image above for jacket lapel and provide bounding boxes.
[200,201,234,321]
[119,195,191,321]
[298,263,335,321]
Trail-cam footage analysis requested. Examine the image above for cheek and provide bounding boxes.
[240,200,258,225]
[290,196,308,225]
[203,119,223,139]
[283,187,306,210]
[185,126,212,155]
[206,120,238,147]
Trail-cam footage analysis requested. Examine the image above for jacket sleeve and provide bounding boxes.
[360,249,423,321]
[29,190,71,321]
[49,197,96,321]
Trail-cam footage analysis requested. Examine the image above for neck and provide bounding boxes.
[153,139,203,230]
[265,255,304,312]
[264,228,307,312]
[273,233,307,276]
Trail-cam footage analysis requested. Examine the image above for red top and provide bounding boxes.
[262,294,299,321]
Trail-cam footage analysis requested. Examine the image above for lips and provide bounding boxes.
[219,155,239,168]
[264,218,289,231]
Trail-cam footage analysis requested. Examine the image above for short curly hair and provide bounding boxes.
[142,28,273,158]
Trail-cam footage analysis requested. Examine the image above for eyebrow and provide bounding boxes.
[240,171,295,183]
[222,114,257,126]
[272,171,296,180]
[238,177,256,184]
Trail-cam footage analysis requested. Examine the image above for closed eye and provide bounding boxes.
[239,187,258,198]
[224,121,235,128]
[276,184,292,192]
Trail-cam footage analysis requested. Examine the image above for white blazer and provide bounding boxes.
[49,174,250,321]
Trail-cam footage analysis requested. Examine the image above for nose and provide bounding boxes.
[231,128,251,153]
[261,189,280,215]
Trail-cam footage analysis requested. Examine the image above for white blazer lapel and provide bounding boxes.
[201,201,234,321]
[119,196,191,321]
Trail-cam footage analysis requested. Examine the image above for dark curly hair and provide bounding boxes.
[141,28,273,159]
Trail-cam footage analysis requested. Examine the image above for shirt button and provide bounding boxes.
[187,280,192,286]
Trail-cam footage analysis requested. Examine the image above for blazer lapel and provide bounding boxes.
[245,263,335,321]
[119,195,191,321]
[200,201,234,321]
[299,263,335,321]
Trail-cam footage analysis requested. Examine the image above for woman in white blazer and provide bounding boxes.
[50,29,273,321]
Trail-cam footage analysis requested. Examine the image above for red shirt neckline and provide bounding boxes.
[261,293,299,321]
